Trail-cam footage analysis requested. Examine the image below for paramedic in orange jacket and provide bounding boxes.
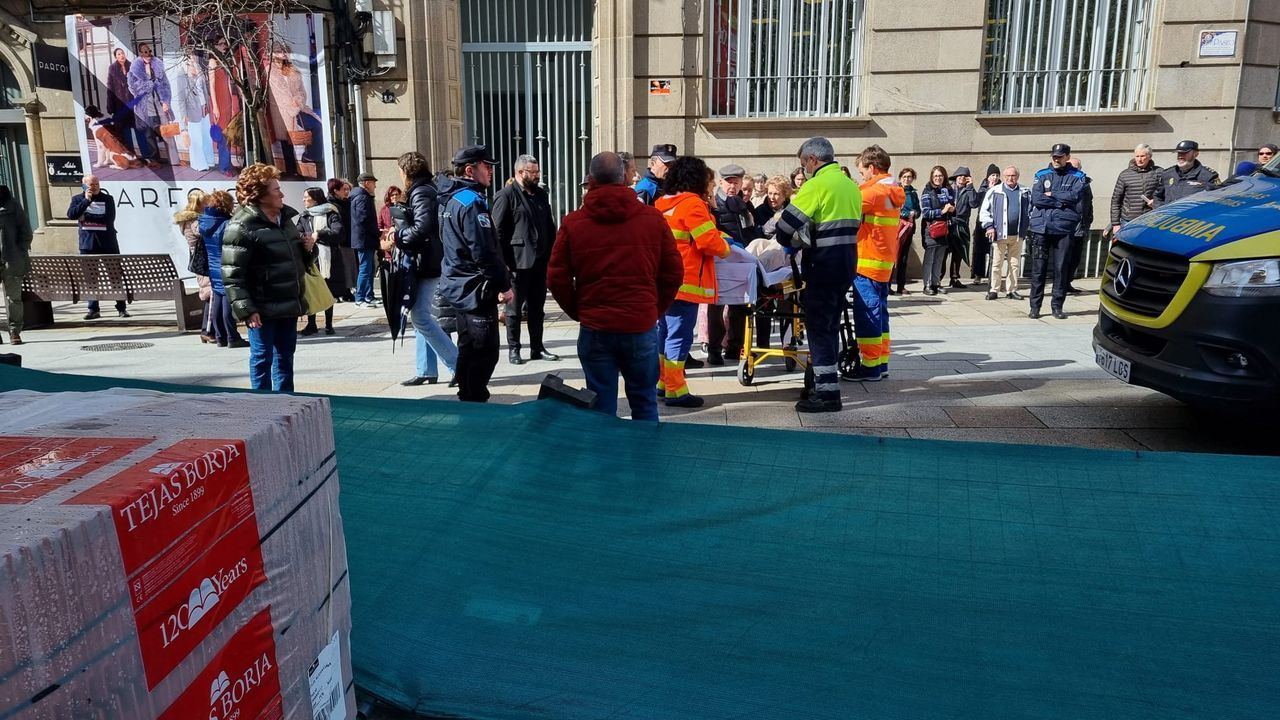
[654,157,731,408]
[851,145,906,381]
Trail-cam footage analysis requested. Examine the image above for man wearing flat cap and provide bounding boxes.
[635,143,677,205]
[349,171,380,306]
[1154,140,1219,207]
[438,144,514,402]
[706,163,762,365]
[1027,143,1088,320]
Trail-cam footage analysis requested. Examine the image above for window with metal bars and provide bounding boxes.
[708,0,865,119]
[981,0,1155,114]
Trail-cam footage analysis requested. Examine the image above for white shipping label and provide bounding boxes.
[308,632,346,720]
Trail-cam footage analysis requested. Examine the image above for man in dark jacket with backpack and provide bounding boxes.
[492,154,560,365]
[1027,143,1088,320]
[393,151,459,387]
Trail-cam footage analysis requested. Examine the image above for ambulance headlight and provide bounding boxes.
[1203,259,1280,297]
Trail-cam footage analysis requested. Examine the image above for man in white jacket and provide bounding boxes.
[978,166,1030,301]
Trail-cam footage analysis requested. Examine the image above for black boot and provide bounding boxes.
[506,315,523,365]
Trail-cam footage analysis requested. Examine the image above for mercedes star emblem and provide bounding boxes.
[1114,257,1134,296]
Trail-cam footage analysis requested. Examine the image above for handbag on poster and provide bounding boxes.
[927,219,950,240]
[300,264,335,316]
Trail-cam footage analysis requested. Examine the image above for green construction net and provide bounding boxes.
[2,365,1277,719]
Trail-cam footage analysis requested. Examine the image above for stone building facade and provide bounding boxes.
[2,1,1277,261]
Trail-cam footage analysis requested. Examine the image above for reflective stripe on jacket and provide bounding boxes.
[856,173,905,282]
[655,192,731,304]
[774,163,863,286]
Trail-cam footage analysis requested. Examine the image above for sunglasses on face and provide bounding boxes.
[1260,151,1275,157]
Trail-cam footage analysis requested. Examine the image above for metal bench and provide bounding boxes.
[18,254,202,332]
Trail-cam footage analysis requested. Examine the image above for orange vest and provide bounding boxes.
[655,192,731,304]
[856,173,906,282]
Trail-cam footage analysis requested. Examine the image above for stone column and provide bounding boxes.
[410,0,464,170]
[592,0,634,155]
[19,96,50,230]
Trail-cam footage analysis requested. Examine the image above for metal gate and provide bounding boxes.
[461,1,592,215]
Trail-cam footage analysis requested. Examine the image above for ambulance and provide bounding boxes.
[1093,165,1280,410]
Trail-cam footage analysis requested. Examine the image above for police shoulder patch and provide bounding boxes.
[477,213,492,228]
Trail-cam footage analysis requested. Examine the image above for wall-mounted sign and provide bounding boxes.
[45,154,84,185]
[1199,30,1238,58]
[32,42,72,92]
[649,79,672,96]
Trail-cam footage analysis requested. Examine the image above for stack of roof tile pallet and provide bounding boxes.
[0,389,355,720]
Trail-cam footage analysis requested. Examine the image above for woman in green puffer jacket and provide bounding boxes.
[221,163,316,392]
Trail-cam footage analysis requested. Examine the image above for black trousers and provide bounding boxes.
[941,232,967,282]
[505,262,548,353]
[456,304,500,402]
[971,231,990,280]
[707,304,750,356]
[1028,233,1071,313]
[1063,234,1085,285]
[893,225,914,292]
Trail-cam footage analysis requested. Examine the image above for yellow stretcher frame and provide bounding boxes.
[737,277,811,387]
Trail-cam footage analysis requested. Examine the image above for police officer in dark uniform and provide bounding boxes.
[1028,143,1088,320]
[438,145,513,402]
[1154,140,1220,207]
[634,144,677,205]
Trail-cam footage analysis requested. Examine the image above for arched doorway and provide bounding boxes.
[0,57,38,232]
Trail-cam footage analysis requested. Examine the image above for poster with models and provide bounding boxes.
[65,14,334,274]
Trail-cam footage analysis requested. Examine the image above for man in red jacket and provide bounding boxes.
[548,152,683,421]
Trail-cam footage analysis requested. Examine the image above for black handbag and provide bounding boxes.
[188,238,210,276]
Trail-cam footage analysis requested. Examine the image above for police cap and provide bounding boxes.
[1175,140,1199,152]
[650,144,677,163]
[452,144,498,166]
[1050,143,1071,157]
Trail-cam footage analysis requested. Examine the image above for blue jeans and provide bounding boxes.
[355,249,376,303]
[411,277,458,377]
[247,317,298,392]
[578,325,660,421]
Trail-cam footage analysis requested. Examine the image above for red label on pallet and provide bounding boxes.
[0,436,150,503]
[67,439,252,574]
[64,438,264,689]
[131,515,267,688]
[159,607,282,720]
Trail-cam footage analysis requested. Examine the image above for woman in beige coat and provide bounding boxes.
[174,189,214,342]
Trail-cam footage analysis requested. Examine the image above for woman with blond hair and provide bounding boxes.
[221,163,315,391]
[199,189,247,348]
[174,188,213,342]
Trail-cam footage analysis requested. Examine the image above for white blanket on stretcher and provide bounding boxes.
[715,245,793,305]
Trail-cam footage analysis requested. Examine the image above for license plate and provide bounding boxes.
[1095,346,1132,383]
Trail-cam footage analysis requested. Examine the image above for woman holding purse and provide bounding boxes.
[919,166,956,296]
[298,187,343,336]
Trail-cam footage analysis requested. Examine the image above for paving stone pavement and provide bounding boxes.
[3,277,1272,454]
